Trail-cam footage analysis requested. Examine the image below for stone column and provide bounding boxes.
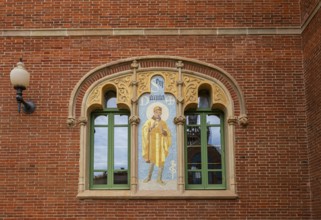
[78,117,87,193]
[129,60,140,193]
[174,61,185,193]
[227,116,238,193]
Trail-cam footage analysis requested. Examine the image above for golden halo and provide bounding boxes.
[146,102,169,121]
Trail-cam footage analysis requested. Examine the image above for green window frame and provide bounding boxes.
[90,109,130,189]
[185,110,226,189]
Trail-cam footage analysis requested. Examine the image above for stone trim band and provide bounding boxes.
[0,27,302,37]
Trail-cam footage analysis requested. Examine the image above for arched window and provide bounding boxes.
[90,91,130,189]
[185,89,225,189]
[69,57,248,199]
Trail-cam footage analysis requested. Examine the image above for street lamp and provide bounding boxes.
[10,59,36,114]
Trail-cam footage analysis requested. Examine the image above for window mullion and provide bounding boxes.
[201,113,208,189]
[108,113,114,187]
[90,115,95,188]
[221,114,226,188]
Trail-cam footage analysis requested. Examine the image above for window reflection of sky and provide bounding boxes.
[114,127,128,169]
[94,117,129,171]
[208,127,221,153]
[95,115,108,125]
[207,115,220,124]
[115,115,128,125]
[94,127,108,170]
[106,92,117,108]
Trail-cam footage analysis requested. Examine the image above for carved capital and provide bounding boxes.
[129,115,140,125]
[67,117,88,127]
[176,60,184,69]
[238,114,248,127]
[176,80,184,86]
[131,60,139,69]
[131,98,139,104]
[176,97,184,104]
[130,81,139,87]
[227,116,238,126]
[174,116,186,125]
[67,117,77,127]
[78,117,88,126]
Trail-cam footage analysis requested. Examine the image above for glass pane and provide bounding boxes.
[94,127,108,170]
[208,145,222,169]
[208,171,222,184]
[186,115,200,125]
[187,163,202,170]
[187,147,202,169]
[114,115,128,125]
[94,115,108,125]
[186,126,201,146]
[105,91,117,108]
[188,171,202,185]
[93,171,107,185]
[114,170,128,184]
[207,127,221,147]
[114,127,128,170]
[206,115,220,125]
[198,90,210,108]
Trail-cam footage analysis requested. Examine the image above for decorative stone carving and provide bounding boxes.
[137,72,154,96]
[130,81,139,87]
[67,117,77,127]
[86,75,132,110]
[131,60,139,69]
[131,97,139,104]
[227,116,238,125]
[176,80,184,86]
[78,117,88,126]
[112,76,131,104]
[183,74,229,110]
[183,75,201,104]
[213,84,227,105]
[176,97,184,104]
[87,85,102,108]
[238,114,248,127]
[129,115,140,125]
[137,71,178,98]
[174,116,186,125]
[163,71,177,95]
[67,117,87,127]
[176,60,184,69]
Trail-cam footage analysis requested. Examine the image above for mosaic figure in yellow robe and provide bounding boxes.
[142,106,172,185]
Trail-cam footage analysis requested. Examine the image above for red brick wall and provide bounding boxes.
[0,34,310,219]
[0,0,316,219]
[300,0,320,24]
[302,7,321,219]
[0,0,301,29]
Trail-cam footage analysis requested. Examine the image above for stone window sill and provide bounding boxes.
[77,190,238,200]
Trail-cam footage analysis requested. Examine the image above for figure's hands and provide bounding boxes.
[149,122,156,132]
[159,124,167,136]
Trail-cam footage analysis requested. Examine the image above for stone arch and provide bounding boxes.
[67,56,248,127]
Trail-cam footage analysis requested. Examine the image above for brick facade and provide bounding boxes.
[0,0,320,219]
[0,0,300,28]
[302,2,321,219]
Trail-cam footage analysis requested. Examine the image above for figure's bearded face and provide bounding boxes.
[153,109,162,118]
